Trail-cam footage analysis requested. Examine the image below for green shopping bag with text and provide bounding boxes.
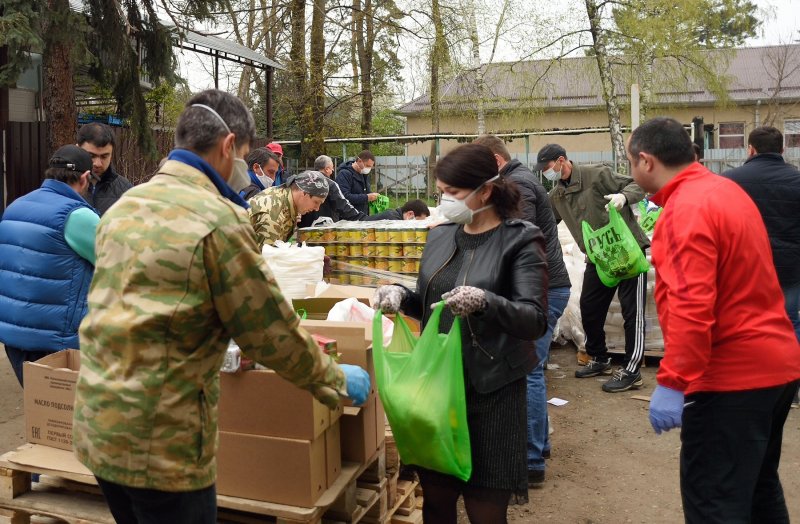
[582,206,650,287]
[373,303,472,481]
[637,200,662,234]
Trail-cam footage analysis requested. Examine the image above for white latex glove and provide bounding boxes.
[372,286,406,314]
[604,193,627,211]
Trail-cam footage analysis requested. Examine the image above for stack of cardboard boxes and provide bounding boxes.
[20,285,390,511]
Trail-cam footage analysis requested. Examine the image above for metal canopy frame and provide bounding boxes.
[173,29,284,139]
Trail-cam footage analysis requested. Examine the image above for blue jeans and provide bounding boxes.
[783,284,800,343]
[527,286,571,472]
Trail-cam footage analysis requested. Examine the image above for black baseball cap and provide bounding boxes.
[534,144,567,171]
[49,145,92,174]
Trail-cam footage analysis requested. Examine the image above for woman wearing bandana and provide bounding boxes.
[248,171,330,250]
[372,143,549,523]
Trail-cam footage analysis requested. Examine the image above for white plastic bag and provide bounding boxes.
[262,241,325,300]
[327,297,394,346]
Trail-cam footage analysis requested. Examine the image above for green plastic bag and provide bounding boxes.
[373,303,472,481]
[637,200,663,234]
[369,194,390,215]
[582,206,650,287]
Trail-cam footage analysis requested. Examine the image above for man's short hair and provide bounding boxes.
[473,134,511,161]
[357,150,375,162]
[400,199,430,217]
[748,126,784,155]
[175,89,256,154]
[628,117,695,167]
[77,122,116,149]
[246,148,279,171]
[314,155,333,171]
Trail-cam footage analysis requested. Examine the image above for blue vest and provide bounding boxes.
[0,179,95,352]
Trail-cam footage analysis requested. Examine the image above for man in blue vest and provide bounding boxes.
[0,145,100,386]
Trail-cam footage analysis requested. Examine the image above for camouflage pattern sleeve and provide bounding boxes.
[248,187,296,251]
[204,219,346,408]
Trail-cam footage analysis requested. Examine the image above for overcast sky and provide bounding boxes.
[177,0,800,101]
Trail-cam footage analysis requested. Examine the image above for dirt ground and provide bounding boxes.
[1,345,798,523]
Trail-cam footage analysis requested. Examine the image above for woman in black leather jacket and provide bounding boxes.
[373,143,549,523]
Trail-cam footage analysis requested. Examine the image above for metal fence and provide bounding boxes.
[312,148,800,199]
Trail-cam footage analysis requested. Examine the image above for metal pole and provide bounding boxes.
[525,135,530,168]
[631,83,640,131]
[214,54,219,90]
[266,67,274,140]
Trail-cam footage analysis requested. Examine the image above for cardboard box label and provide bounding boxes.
[23,349,81,451]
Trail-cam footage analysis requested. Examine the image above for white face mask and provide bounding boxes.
[361,166,372,175]
[255,166,274,187]
[438,175,499,225]
[191,103,251,192]
[542,160,562,182]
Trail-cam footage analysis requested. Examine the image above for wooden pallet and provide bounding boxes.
[0,444,386,524]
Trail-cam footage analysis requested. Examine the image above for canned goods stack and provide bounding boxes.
[297,220,429,276]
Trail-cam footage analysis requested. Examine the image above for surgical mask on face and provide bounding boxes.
[361,167,372,175]
[191,103,251,192]
[256,166,273,187]
[438,175,499,225]
[542,160,562,182]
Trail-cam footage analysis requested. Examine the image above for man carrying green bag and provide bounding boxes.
[540,143,649,393]
[372,143,548,524]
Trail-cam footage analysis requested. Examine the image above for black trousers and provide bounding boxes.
[96,477,217,524]
[580,261,647,372]
[680,380,799,524]
[4,346,51,387]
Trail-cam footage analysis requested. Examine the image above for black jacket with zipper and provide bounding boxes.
[501,159,571,289]
[400,219,549,394]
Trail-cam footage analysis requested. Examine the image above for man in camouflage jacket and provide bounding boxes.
[248,171,329,250]
[73,90,368,523]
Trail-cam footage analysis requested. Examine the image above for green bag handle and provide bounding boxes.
[295,308,308,320]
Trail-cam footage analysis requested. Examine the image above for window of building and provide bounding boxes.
[718,122,745,149]
[785,119,800,148]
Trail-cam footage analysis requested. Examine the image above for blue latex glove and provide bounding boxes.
[649,385,685,435]
[340,364,370,407]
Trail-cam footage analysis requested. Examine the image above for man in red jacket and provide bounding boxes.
[626,117,800,523]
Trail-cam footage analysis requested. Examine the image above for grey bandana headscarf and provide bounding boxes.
[288,171,329,198]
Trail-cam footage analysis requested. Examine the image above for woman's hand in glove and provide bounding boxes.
[439,286,488,316]
[339,364,370,406]
[372,285,406,314]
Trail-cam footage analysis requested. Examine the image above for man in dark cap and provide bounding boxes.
[248,170,330,250]
[538,143,650,393]
[0,145,100,385]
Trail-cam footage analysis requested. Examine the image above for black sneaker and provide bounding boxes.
[575,357,612,378]
[528,469,545,488]
[602,368,643,393]
[542,449,551,459]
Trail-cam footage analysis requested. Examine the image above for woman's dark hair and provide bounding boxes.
[435,143,520,219]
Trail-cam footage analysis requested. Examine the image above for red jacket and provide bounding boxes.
[650,163,800,394]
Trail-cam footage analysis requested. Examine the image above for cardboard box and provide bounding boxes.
[300,321,376,407]
[23,349,80,451]
[340,395,386,464]
[217,421,341,506]
[219,369,341,440]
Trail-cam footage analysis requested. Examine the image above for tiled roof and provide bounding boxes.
[398,44,800,115]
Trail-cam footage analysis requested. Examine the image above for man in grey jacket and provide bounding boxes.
[474,135,571,487]
[539,144,649,393]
